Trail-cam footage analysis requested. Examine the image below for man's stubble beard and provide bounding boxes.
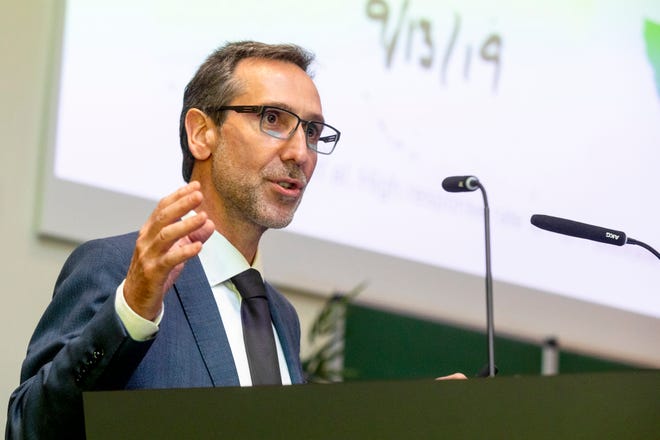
[210,145,305,231]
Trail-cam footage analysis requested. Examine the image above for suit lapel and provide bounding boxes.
[174,257,240,387]
[265,284,304,384]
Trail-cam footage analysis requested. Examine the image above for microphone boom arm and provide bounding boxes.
[478,182,496,378]
[626,237,660,260]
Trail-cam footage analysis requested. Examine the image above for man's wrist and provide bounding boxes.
[114,280,162,341]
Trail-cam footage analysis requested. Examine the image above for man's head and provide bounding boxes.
[179,41,315,182]
[181,41,334,238]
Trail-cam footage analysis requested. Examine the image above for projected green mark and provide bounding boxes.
[644,19,660,98]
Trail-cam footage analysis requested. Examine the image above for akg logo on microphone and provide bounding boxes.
[605,232,620,241]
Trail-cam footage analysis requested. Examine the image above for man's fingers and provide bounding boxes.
[188,218,215,244]
[156,181,201,212]
[435,373,468,381]
[151,185,204,230]
[137,183,206,251]
[151,214,213,275]
[160,240,204,271]
[154,211,209,250]
[162,217,214,266]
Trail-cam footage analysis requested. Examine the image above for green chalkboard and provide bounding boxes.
[343,303,635,380]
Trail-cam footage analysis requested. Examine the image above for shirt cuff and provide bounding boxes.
[114,279,163,341]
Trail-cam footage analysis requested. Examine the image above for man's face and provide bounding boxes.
[211,58,321,231]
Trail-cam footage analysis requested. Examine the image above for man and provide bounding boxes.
[6,41,341,439]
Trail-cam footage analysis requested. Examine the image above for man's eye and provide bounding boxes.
[263,110,280,125]
[306,123,321,139]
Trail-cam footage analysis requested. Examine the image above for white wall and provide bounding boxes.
[2,0,659,433]
[1,0,70,431]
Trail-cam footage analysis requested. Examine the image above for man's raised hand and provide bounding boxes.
[124,181,215,320]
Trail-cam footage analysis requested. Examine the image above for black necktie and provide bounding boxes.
[231,268,282,385]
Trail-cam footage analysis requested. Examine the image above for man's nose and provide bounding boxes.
[280,123,314,164]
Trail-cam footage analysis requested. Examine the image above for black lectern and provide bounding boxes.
[84,371,660,439]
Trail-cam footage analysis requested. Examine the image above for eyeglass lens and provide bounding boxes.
[259,107,338,154]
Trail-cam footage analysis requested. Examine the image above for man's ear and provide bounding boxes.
[185,108,217,161]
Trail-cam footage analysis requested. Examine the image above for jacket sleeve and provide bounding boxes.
[6,236,154,440]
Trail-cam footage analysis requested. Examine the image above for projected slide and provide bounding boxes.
[45,0,660,319]
[646,18,660,96]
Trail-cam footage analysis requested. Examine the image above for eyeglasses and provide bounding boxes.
[210,105,340,155]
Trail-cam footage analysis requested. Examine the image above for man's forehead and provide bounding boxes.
[235,56,308,77]
[232,58,322,117]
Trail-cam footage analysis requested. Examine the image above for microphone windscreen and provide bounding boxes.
[531,214,627,246]
[442,176,479,192]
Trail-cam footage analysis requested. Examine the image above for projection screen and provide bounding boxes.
[40,0,660,363]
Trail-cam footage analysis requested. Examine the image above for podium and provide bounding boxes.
[84,371,659,439]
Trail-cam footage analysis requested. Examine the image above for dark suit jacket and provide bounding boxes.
[6,232,304,439]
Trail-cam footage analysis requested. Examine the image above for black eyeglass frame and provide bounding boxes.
[208,105,340,155]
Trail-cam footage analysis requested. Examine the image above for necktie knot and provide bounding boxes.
[231,268,266,300]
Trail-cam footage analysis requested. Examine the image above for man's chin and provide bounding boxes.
[256,209,297,230]
[262,216,295,230]
[260,200,303,229]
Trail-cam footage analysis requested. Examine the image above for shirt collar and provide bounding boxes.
[185,211,264,286]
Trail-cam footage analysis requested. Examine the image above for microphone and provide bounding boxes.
[443,175,496,378]
[442,175,480,192]
[531,214,660,261]
[530,214,627,246]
